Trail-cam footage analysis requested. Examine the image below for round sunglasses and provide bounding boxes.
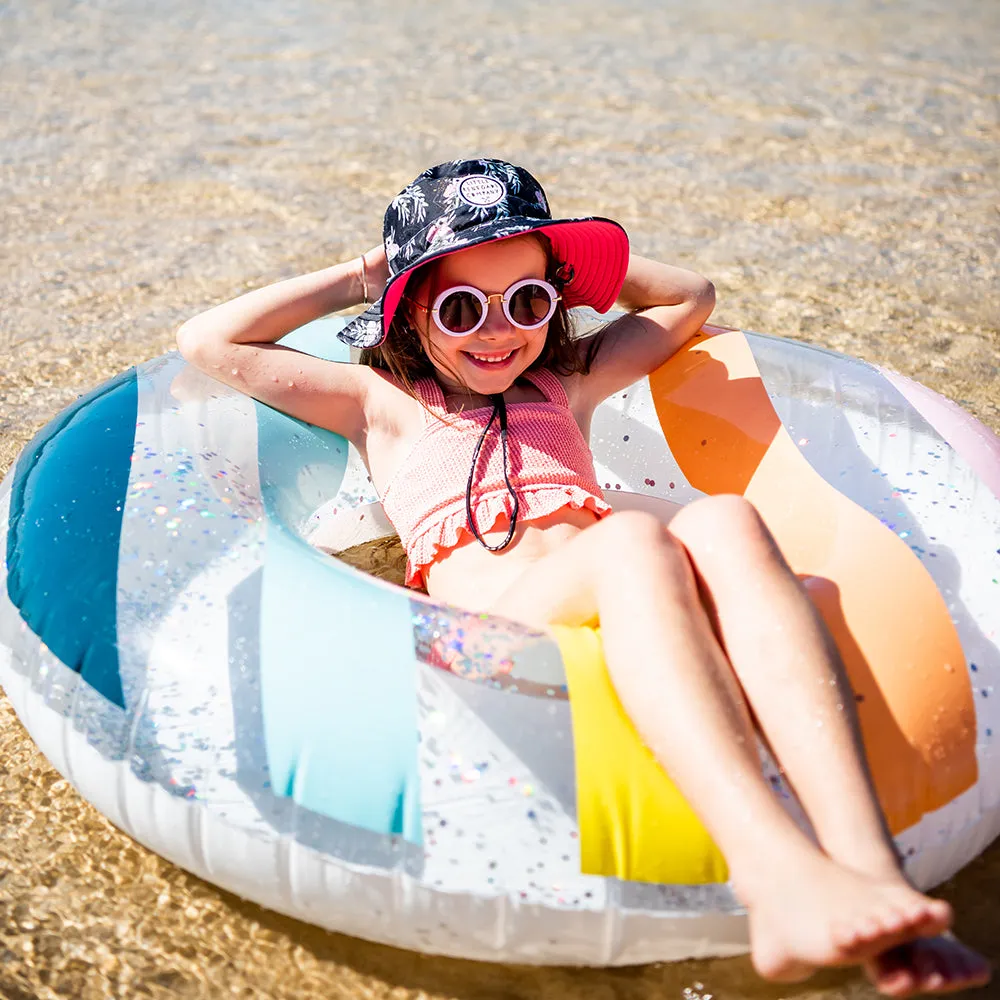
[409,278,561,337]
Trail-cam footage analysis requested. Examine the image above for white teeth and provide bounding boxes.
[468,351,513,363]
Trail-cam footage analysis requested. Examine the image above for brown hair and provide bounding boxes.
[358,234,603,398]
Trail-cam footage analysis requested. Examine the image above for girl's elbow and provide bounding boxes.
[693,279,716,319]
[175,319,198,360]
[176,318,214,366]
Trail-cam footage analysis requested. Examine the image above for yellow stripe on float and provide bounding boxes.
[551,623,729,885]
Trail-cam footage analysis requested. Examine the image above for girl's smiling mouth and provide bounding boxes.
[462,349,517,368]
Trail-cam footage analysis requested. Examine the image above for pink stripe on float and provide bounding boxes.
[879,368,1000,502]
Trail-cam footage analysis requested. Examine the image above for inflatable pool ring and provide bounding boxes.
[2,317,1000,965]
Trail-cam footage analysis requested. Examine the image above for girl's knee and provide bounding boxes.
[600,508,669,546]
[595,510,690,571]
[670,494,779,566]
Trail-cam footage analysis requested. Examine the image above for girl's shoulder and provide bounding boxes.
[557,322,621,411]
[362,365,429,435]
[361,368,445,495]
[562,311,695,410]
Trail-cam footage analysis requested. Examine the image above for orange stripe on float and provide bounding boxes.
[648,330,977,834]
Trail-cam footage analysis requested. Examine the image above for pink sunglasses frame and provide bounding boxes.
[410,278,561,337]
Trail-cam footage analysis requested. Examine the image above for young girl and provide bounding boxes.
[178,158,989,996]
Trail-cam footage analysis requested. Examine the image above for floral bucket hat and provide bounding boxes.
[338,157,630,349]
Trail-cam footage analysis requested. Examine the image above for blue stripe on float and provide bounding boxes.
[6,368,136,709]
[254,401,422,843]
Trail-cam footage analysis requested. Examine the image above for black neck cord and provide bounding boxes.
[465,394,519,552]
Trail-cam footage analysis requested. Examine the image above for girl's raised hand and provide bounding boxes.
[358,244,390,305]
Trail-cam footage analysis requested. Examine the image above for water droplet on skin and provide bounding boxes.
[287,380,295,387]
[231,368,239,376]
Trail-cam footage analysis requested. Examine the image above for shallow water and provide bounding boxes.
[1,0,999,997]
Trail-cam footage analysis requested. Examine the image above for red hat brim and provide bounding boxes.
[378,217,629,342]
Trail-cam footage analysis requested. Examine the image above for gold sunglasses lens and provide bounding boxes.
[438,290,483,333]
[508,283,555,326]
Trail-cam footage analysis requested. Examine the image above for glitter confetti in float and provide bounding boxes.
[1,317,999,965]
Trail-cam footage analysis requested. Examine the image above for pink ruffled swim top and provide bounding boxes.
[380,368,612,589]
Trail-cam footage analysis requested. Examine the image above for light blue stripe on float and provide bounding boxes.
[277,315,352,362]
[254,396,422,843]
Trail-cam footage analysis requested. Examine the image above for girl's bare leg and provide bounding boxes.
[667,495,897,874]
[666,495,990,994]
[487,502,990,995]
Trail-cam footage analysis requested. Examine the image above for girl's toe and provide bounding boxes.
[867,947,917,998]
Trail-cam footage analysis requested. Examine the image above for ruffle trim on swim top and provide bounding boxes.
[404,483,613,588]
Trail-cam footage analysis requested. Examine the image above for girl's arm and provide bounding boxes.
[176,248,390,443]
[572,254,716,407]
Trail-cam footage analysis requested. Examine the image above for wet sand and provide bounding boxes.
[1,0,999,997]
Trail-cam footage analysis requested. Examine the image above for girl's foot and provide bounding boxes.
[735,850,955,983]
[864,934,992,997]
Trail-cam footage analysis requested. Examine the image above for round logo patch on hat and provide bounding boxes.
[458,175,506,208]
